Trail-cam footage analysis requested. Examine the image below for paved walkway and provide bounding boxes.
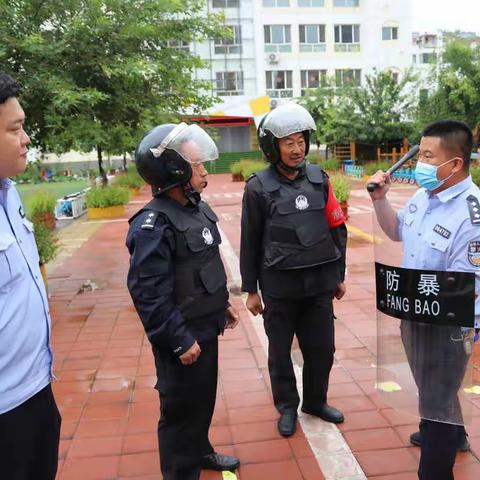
[46,174,480,479]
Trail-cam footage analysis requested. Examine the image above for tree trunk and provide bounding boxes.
[123,152,128,171]
[97,144,108,186]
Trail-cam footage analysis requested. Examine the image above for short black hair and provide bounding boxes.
[0,73,20,105]
[422,120,473,169]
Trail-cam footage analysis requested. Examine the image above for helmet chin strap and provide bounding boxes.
[277,158,306,173]
[184,182,201,206]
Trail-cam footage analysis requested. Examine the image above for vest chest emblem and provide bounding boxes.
[295,195,309,210]
[202,227,214,245]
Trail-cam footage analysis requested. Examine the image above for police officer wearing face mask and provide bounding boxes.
[126,123,240,480]
[367,120,480,480]
[240,103,348,437]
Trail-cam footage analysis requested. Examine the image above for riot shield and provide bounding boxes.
[373,214,476,426]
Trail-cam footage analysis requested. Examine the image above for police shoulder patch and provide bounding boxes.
[141,211,158,230]
[468,240,480,267]
[466,195,480,226]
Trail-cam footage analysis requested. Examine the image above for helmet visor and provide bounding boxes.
[261,103,316,139]
[168,124,219,165]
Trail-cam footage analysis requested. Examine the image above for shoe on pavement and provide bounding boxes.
[277,411,298,437]
[201,452,240,471]
[409,431,470,452]
[301,404,344,424]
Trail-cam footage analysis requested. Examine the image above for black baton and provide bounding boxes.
[366,145,420,192]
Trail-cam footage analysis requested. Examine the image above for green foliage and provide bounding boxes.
[86,186,130,208]
[319,158,340,171]
[0,0,228,178]
[13,160,44,184]
[299,70,416,145]
[230,160,267,179]
[33,220,59,264]
[115,168,144,189]
[26,191,56,217]
[417,39,480,131]
[471,166,480,187]
[330,174,351,203]
[364,161,391,176]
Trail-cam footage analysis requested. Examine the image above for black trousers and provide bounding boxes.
[263,293,335,414]
[0,384,61,480]
[401,322,469,480]
[154,339,218,480]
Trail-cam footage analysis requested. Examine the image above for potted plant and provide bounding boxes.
[330,174,351,219]
[27,192,57,230]
[319,158,340,175]
[241,160,267,180]
[86,185,131,219]
[33,219,59,290]
[115,167,144,196]
[230,161,244,182]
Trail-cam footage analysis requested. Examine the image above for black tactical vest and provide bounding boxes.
[256,164,341,270]
[144,197,228,320]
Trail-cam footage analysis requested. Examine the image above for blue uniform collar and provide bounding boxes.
[432,176,473,203]
[0,178,13,190]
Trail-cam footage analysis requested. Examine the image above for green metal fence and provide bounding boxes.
[207,151,263,174]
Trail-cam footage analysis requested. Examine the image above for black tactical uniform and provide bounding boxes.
[241,163,347,415]
[126,122,239,480]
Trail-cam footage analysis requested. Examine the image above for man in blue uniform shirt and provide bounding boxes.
[0,74,60,479]
[126,123,240,480]
[368,120,480,480]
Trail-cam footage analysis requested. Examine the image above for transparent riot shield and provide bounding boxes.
[373,215,476,426]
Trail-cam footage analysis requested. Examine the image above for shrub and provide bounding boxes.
[364,161,391,176]
[472,166,480,187]
[230,161,244,176]
[26,192,56,217]
[86,186,131,208]
[330,174,351,203]
[115,168,144,189]
[241,160,267,179]
[33,220,59,264]
[320,158,341,172]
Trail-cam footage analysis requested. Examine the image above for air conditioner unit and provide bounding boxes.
[267,53,279,64]
[270,99,278,109]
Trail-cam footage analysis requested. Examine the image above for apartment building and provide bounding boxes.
[190,0,413,111]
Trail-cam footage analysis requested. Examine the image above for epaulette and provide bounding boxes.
[141,211,159,230]
[467,195,480,226]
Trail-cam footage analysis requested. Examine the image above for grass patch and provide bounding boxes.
[16,181,88,207]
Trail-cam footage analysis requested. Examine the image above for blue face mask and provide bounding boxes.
[414,159,455,191]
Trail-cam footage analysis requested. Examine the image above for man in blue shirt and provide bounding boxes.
[368,120,480,480]
[0,74,60,480]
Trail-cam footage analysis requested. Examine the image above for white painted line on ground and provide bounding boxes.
[218,229,367,480]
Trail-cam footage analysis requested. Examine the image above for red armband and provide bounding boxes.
[325,179,346,228]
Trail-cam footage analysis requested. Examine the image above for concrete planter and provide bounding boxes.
[39,263,48,291]
[87,205,125,220]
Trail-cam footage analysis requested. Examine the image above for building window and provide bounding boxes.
[298,0,324,6]
[264,25,292,53]
[216,71,244,96]
[299,25,326,52]
[421,52,436,64]
[334,24,360,52]
[266,70,293,97]
[214,26,242,54]
[301,70,327,95]
[412,54,417,64]
[335,69,361,87]
[382,26,398,40]
[212,0,240,7]
[263,0,289,6]
[333,0,359,6]
[167,40,190,52]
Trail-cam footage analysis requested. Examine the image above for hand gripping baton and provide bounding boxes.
[366,145,420,192]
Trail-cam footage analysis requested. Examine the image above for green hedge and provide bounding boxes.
[86,186,131,208]
[364,161,391,176]
[115,168,144,189]
[26,191,56,217]
[319,158,341,171]
[230,159,267,179]
[472,166,480,187]
[330,174,351,203]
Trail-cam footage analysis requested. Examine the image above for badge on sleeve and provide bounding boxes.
[141,212,158,230]
[468,241,480,267]
[467,195,480,226]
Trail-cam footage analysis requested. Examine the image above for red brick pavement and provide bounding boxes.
[47,174,480,480]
